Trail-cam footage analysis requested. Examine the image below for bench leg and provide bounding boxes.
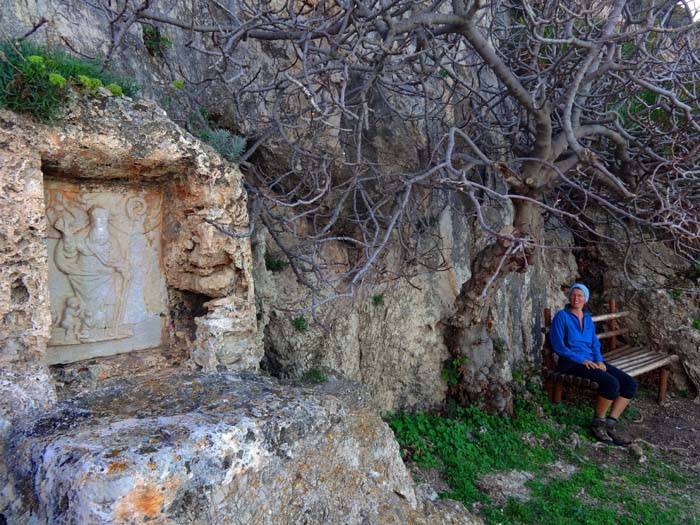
[545,378,554,402]
[658,367,669,403]
[554,382,563,403]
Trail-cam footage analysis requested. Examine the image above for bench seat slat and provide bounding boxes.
[611,353,667,371]
[607,349,656,367]
[625,356,676,377]
[603,346,644,361]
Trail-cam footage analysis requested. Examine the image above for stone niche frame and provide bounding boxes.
[0,95,262,403]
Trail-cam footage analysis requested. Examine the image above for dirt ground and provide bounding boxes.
[622,391,700,474]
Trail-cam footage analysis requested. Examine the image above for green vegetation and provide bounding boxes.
[372,294,385,306]
[388,389,699,524]
[416,215,440,231]
[441,355,469,387]
[492,337,507,355]
[199,128,247,163]
[265,253,289,272]
[106,83,123,96]
[302,368,327,384]
[142,25,173,55]
[186,106,247,163]
[292,315,309,333]
[686,261,700,282]
[670,289,682,300]
[0,39,138,121]
[693,319,700,331]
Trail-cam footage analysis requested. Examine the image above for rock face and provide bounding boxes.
[3,371,481,525]
[257,211,579,413]
[0,129,57,421]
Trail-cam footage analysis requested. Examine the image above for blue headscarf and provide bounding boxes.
[568,283,590,303]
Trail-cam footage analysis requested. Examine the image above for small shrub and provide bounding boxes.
[442,355,468,386]
[372,294,385,306]
[77,75,103,92]
[670,289,682,300]
[0,41,67,120]
[142,25,173,55]
[292,315,309,333]
[171,79,184,90]
[302,368,327,384]
[199,129,247,162]
[265,253,289,272]
[416,215,440,231]
[693,319,700,331]
[686,260,700,281]
[48,73,67,88]
[106,83,122,96]
[492,337,507,354]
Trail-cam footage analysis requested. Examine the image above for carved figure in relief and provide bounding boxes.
[46,193,131,344]
[59,296,83,339]
[54,205,129,332]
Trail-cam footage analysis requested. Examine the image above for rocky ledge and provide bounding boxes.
[1,372,480,524]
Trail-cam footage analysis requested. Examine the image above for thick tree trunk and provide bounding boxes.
[445,199,544,413]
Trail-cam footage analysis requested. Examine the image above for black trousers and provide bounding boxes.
[558,359,638,400]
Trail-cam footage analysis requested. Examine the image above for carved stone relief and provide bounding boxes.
[44,180,167,364]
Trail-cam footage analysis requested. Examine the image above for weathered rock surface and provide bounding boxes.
[257,211,578,413]
[2,371,481,525]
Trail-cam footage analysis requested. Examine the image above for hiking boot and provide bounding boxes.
[590,418,613,444]
[606,418,632,447]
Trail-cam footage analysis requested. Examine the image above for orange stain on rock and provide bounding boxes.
[107,460,130,475]
[114,483,164,521]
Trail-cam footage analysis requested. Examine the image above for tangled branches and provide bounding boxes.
[92,0,700,306]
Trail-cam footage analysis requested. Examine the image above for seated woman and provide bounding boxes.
[549,283,637,445]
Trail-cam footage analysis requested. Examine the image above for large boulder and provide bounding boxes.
[2,371,481,525]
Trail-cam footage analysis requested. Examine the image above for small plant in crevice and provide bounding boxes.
[77,74,103,92]
[442,355,469,386]
[685,260,700,282]
[693,319,700,331]
[265,253,289,272]
[199,128,247,163]
[302,368,327,384]
[415,214,440,231]
[670,289,682,300]
[372,294,385,306]
[492,337,507,355]
[142,25,173,55]
[292,315,309,333]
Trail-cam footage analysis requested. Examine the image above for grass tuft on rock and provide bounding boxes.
[0,39,138,121]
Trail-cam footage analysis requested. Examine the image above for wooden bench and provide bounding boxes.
[542,299,678,404]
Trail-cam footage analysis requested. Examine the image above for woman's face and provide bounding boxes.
[569,288,586,310]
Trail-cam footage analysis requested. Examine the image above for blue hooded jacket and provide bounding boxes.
[550,306,603,366]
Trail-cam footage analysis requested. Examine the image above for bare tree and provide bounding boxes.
[90,0,700,405]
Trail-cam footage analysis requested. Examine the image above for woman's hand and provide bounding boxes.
[596,361,607,371]
[582,360,597,369]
